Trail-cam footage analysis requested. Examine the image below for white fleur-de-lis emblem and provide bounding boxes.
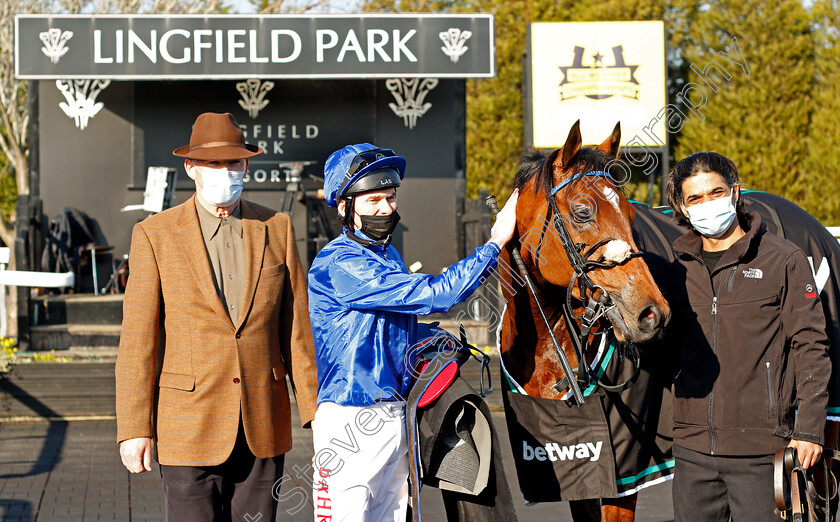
[40,28,73,64]
[56,80,110,130]
[439,28,472,63]
[385,78,439,130]
[236,79,275,119]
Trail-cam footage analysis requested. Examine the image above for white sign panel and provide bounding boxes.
[531,21,666,148]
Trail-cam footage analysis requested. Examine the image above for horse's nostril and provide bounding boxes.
[637,305,662,332]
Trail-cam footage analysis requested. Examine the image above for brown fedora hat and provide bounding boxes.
[173,112,263,160]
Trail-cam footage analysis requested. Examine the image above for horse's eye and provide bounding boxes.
[572,204,594,223]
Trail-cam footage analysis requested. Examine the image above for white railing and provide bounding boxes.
[827,227,840,244]
[0,247,75,338]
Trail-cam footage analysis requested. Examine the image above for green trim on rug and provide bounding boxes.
[582,340,616,398]
[616,459,676,486]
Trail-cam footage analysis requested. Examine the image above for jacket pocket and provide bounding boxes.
[261,263,285,278]
[726,266,738,293]
[158,372,196,391]
[765,361,775,415]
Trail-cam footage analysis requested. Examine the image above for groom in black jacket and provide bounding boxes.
[666,151,831,521]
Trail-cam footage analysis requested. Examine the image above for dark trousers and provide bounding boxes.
[159,422,285,522]
[672,444,778,522]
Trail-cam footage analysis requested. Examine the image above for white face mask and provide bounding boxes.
[194,165,244,207]
[685,193,737,238]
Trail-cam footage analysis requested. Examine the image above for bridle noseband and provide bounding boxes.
[537,170,643,401]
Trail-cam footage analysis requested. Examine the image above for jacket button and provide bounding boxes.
[235,333,241,339]
[233,377,240,384]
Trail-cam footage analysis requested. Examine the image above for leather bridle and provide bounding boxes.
[532,170,643,401]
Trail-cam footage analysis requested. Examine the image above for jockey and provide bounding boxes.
[307,143,518,521]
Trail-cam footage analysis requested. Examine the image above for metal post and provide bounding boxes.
[14,233,29,350]
[648,152,656,206]
[27,81,42,270]
[91,250,100,295]
[0,248,8,338]
[454,79,467,260]
[522,25,533,151]
[11,81,41,348]
[660,22,671,206]
[660,150,670,206]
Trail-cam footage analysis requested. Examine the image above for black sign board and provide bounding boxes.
[133,79,377,190]
[16,14,495,79]
[36,77,466,275]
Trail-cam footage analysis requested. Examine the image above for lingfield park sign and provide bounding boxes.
[15,14,495,79]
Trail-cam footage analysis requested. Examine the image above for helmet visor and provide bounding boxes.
[343,168,402,197]
[337,148,397,197]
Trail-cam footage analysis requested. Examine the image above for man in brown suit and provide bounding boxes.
[116,112,319,522]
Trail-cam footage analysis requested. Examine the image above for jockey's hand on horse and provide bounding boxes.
[488,189,519,250]
[788,439,823,469]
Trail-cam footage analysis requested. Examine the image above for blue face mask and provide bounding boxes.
[685,193,737,238]
[195,166,244,207]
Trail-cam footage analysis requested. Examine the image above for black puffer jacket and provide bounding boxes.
[669,212,831,456]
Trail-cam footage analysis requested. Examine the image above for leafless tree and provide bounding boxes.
[0,0,359,336]
[0,0,57,337]
[255,0,333,13]
[0,0,225,337]
[0,0,48,249]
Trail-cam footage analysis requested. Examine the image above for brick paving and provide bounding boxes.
[0,358,675,521]
[0,415,675,521]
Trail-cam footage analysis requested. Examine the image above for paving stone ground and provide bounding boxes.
[0,415,675,522]
[0,358,674,521]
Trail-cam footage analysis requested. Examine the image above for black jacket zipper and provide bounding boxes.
[708,267,730,455]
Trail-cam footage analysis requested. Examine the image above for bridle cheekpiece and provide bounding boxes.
[537,170,644,400]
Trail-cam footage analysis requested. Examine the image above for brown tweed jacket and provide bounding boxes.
[115,195,318,466]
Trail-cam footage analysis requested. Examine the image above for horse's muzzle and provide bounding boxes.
[636,304,667,335]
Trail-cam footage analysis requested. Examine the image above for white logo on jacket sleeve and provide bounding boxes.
[522,440,603,462]
[742,268,763,279]
[807,256,830,294]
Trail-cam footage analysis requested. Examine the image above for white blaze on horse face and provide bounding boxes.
[603,239,633,263]
[601,186,621,212]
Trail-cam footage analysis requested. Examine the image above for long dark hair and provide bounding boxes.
[666,151,750,229]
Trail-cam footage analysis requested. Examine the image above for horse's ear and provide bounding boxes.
[597,122,621,158]
[560,120,582,168]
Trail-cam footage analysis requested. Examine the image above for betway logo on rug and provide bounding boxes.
[522,440,603,462]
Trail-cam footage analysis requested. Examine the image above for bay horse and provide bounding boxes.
[497,121,671,521]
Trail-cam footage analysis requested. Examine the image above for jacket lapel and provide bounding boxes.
[175,195,235,329]
[236,199,267,331]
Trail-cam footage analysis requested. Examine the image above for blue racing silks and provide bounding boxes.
[308,230,500,407]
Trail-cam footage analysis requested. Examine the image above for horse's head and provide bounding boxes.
[513,120,670,343]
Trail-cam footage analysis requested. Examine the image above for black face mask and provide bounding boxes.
[358,212,400,241]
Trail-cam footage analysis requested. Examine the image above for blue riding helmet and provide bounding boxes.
[323,143,407,207]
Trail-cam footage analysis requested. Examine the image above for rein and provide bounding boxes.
[543,171,643,398]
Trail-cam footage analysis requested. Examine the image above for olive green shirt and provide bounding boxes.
[195,201,245,323]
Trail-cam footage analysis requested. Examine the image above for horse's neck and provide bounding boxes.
[501,273,579,398]
[522,278,565,337]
